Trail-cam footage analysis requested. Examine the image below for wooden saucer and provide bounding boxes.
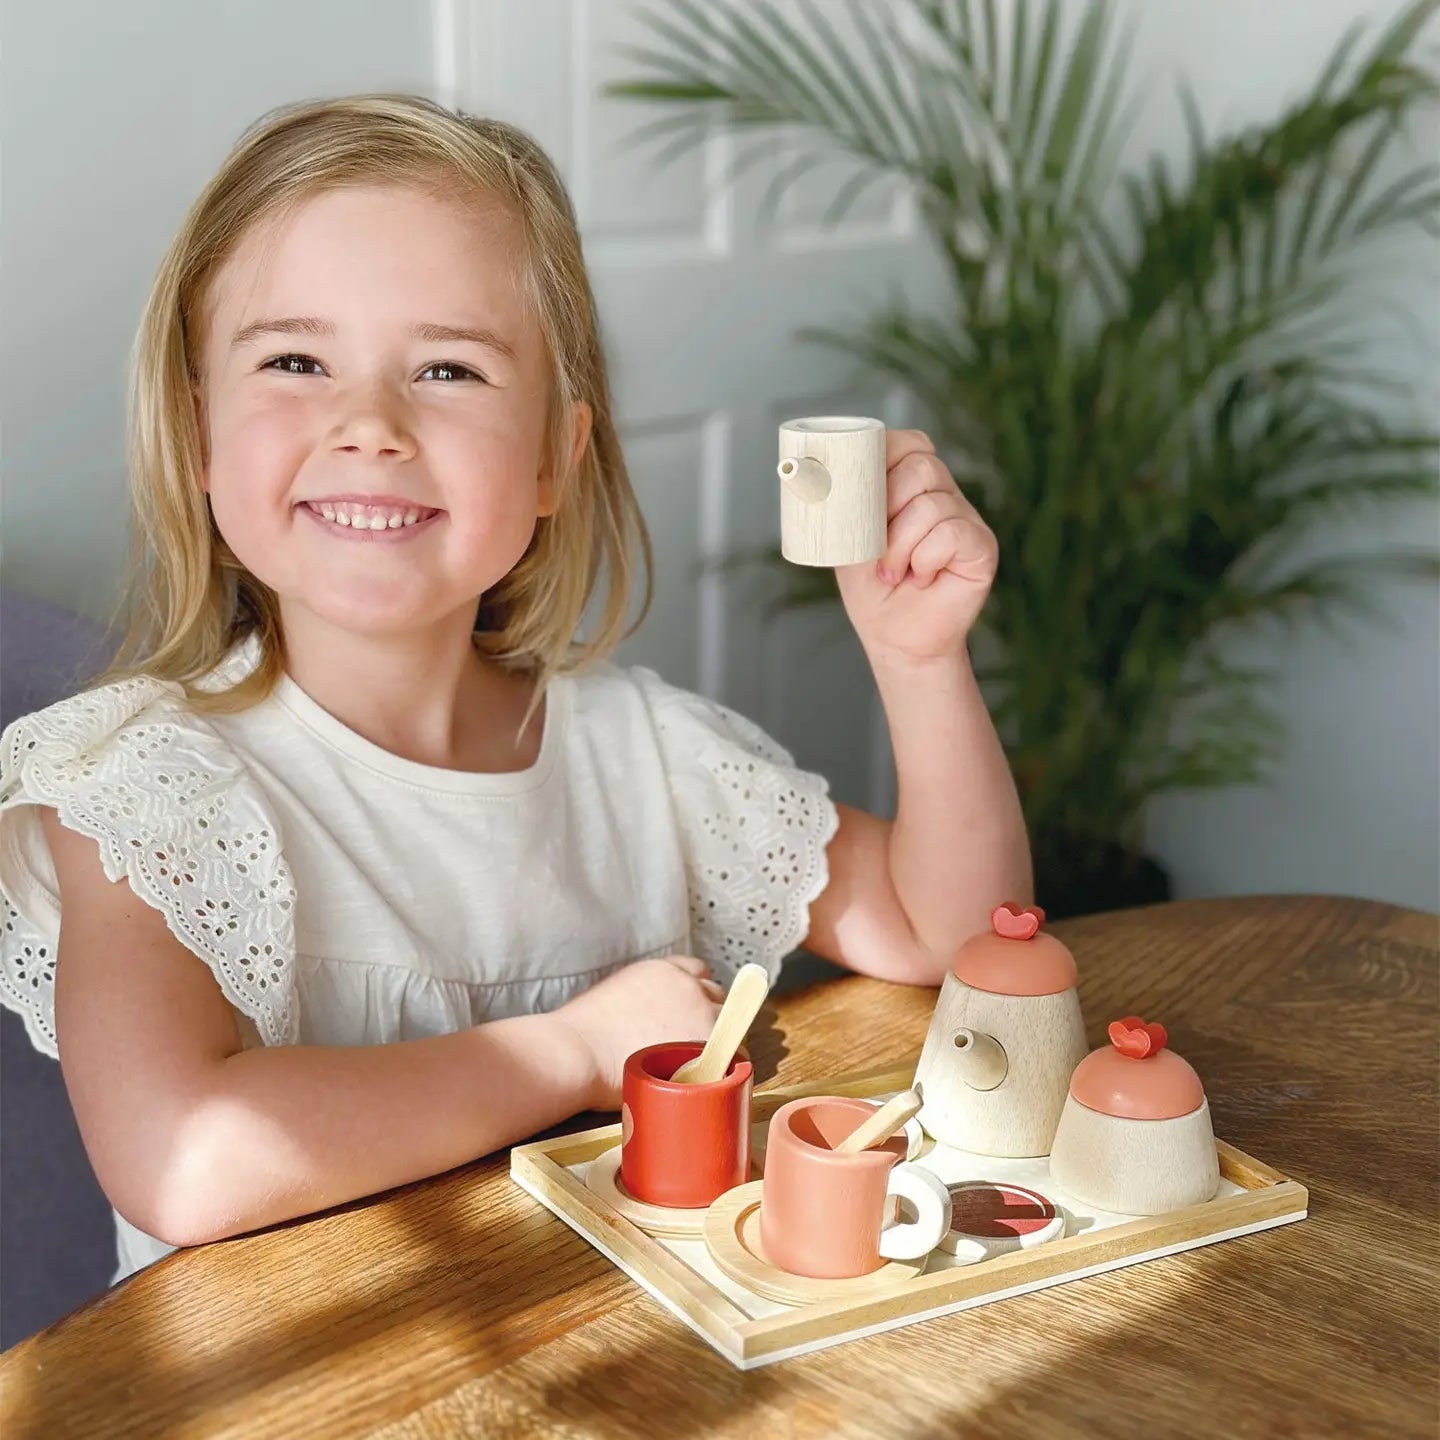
[702,1181,925,1305]
[584,1146,713,1237]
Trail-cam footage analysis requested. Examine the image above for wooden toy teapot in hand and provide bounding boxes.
[912,904,1088,1157]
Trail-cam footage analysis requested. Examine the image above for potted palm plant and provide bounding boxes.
[611,0,1440,916]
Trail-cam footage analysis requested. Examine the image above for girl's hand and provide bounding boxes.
[835,429,998,666]
[553,956,724,1110]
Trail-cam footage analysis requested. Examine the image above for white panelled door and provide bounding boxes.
[435,0,945,811]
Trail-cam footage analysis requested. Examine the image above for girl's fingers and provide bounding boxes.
[664,954,711,978]
[879,489,961,580]
[880,477,992,582]
[908,515,998,588]
[699,978,726,1000]
[884,428,937,473]
[885,449,954,520]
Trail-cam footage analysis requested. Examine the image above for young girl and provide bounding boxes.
[0,94,1029,1287]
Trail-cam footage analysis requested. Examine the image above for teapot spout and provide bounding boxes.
[777,454,832,504]
[950,1028,1008,1091]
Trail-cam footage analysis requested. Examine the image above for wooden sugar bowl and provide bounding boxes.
[912,904,1088,1157]
[1049,1017,1221,1215]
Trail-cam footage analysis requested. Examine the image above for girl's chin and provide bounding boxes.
[274,585,488,635]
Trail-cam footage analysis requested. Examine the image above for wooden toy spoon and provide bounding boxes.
[834,1089,924,1154]
[670,963,770,1084]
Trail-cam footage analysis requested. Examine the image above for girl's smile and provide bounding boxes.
[296,494,446,542]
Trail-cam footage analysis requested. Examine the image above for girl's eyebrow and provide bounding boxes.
[413,321,516,361]
[230,315,516,361]
[230,316,333,349]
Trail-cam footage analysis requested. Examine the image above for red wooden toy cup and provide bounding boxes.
[619,1041,753,1209]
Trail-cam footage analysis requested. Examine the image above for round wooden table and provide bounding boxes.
[1,896,1435,1438]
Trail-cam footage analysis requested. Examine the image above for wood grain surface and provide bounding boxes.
[1,896,1435,1439]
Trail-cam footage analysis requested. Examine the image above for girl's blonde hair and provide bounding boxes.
[93,92,651,713]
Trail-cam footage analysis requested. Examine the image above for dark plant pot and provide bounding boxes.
[1033,837,1172,921]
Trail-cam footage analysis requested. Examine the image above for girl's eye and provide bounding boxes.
[419,361,483,383]
[256,355,484,382]
[263,353,325,376]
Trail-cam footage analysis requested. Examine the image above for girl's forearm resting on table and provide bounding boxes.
[151,1012,595,1248]
[873,649,1032,970]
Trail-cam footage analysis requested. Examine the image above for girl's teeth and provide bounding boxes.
[308,501,433,528]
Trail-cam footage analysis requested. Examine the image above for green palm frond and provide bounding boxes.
[611,0,1440,867]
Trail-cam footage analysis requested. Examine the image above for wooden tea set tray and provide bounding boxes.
[509,1059,1309,1370]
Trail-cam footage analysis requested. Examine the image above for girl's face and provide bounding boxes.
[197,183,583,639]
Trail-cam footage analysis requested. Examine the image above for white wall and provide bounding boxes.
[0,0,434,620]
[1115,0,1440,911]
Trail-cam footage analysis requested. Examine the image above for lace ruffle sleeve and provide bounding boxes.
[632,667,839,984]
[0,675,299,1058]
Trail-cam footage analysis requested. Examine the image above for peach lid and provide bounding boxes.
[1069,1018,1205,1120]
[952,904,1077,997]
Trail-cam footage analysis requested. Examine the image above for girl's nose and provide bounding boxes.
[328,384,418,460]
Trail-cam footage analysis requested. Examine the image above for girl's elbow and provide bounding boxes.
[100,1123,236,1249]
[116,1161,237,1248]
[863,930,955,986]
[902,945,957,987]
[108,1179,212,1250]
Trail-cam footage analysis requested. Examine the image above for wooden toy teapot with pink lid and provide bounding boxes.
[912,904,1088,1157]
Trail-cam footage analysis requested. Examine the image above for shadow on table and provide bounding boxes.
[483,1205,1434,1439]
[3,1165,634,1437]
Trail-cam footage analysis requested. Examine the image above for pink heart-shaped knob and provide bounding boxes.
[991,902,1045,941]
[1108,1016,1168,1058]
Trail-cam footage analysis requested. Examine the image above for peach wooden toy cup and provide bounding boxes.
[620,1041,753,1209]
[759,1097,952,1279]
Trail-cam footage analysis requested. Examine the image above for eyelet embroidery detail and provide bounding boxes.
[0,678,298,1057]
[639,672,838,985]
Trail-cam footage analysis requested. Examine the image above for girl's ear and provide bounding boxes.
[568,401,594,471]
[538,400,593,518]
